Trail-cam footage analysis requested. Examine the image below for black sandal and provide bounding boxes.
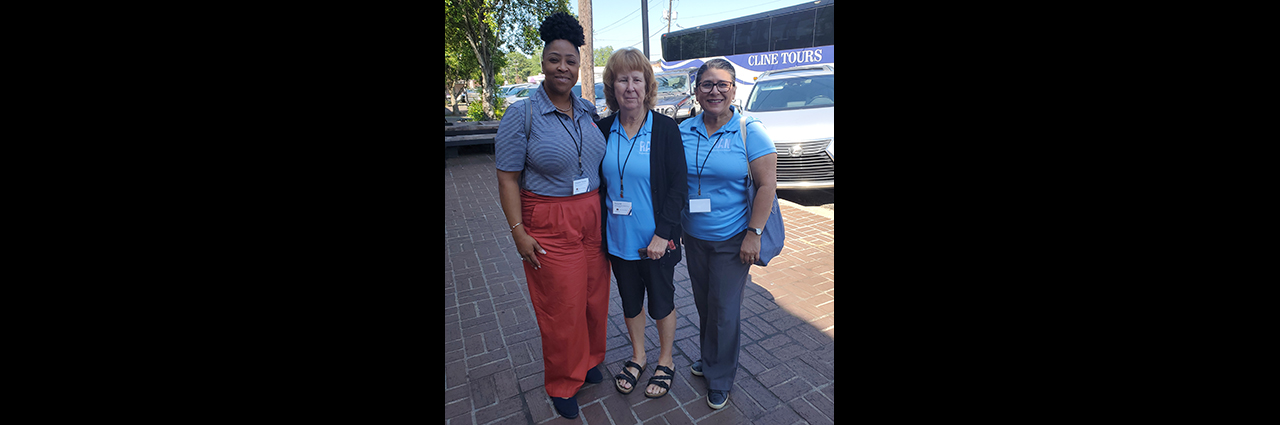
[614,361,646,395]
[645,365,675,399]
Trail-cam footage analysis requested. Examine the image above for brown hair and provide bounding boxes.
[602,48,657,113]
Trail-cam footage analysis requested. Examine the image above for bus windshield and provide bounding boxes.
[746,74,833,112]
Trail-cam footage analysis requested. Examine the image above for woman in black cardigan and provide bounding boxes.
[595,48,688,399]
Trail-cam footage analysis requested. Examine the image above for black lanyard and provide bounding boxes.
[615,111,647,198]
[694,131,725,197]
[556,110,584,175]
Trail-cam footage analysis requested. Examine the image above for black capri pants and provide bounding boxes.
[607,244,681,320]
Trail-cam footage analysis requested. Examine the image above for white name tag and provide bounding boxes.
[690,198,711,213]
[612,200,632,215]
[572,178,589,195]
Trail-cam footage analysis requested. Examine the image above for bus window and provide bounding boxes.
[707,26,734,58]
[662,35,680,61]
[813,5,835,47]
[680,31,706,59]
[734,20,769,56]
[771,10,815,51]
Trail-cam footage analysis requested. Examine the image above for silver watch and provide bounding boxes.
[747,227,763,236]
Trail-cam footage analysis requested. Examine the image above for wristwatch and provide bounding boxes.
[747,227,764,236]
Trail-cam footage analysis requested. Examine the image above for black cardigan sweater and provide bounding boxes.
[596,110,688,248]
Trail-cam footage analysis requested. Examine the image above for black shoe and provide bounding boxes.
[585,364,603,384]
[551,396,579,419]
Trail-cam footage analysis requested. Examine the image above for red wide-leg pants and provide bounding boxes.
[520,189,610,398]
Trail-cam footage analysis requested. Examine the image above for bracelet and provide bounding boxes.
[509,222,522,232]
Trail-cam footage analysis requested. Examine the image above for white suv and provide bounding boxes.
[742,64,834,189]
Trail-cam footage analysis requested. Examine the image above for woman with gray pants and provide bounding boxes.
[677,58,777,410]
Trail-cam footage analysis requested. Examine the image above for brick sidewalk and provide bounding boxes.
[445,149,834,424]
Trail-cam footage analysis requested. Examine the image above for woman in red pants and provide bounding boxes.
[493,12,609,420]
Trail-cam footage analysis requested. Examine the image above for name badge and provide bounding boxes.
[690,198,711,213]
[612,200,632,215]
[572,178,589,195]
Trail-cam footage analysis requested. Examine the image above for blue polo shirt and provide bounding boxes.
[679,107,776,242]
[603,111,656,260]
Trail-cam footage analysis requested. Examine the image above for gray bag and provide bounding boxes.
[740,117,785,266]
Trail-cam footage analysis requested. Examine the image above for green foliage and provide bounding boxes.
[466,90,508,122]
[467,102,488,122]
[445,0,570,120]
[594,46,614,67]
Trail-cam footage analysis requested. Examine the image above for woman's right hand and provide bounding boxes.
[513,228,546,269]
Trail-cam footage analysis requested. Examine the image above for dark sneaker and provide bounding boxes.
[585,364,603,384]
[551,396,579,419]
[691,360,704,377]
[708,390,729,410]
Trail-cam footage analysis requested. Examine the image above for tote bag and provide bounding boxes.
[740,117,785,266]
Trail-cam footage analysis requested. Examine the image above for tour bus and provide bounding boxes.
[659,0,834,110]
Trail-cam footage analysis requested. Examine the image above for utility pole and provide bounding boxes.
[579,0,595,103]
[666,0,673,34]
[641,0,649,58]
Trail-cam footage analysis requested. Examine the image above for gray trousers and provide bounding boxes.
[683,230,752,392]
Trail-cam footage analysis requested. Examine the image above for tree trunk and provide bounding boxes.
[578,0,594,104]
[478,47,496,120]
[459,9,498,121]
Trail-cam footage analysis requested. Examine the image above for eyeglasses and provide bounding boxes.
[697,81,734,93]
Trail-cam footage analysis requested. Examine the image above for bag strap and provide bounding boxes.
[740,114,754,185]
[525,98,532,143]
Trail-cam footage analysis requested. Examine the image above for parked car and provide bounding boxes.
[570,82,607,117]
[653,69,698,123]
[500,82,608,115]
[741,64,834,189]
[503,84,537,107]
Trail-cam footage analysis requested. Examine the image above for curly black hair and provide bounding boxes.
[539,12,584,48]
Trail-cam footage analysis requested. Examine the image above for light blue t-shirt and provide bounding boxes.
[603,111,656,260]
[679,107,776,242]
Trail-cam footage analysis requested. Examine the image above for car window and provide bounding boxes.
[745,74,833,112]
[656,74,688,95]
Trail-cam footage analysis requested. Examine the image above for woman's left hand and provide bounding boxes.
[639,235,669,260]
[739,233,761,264]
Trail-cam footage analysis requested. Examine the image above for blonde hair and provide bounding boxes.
[602,48,657,113]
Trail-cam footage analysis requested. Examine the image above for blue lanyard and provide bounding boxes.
[614,126,640,198]
[694,132,725,197]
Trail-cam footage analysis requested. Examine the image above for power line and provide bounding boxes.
[676,0,800,21]
[593,6,641,34]
[625,24,668,49]
[594,0,663,35]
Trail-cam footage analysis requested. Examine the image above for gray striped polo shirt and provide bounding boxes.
[495,84,605,197]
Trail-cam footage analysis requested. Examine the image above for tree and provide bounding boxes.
[445,0,570,121]
[445,41,481,115]
[502,51,529,84]
[594,46,614,67]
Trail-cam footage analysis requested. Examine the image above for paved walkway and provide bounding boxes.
[445,149,834,424]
